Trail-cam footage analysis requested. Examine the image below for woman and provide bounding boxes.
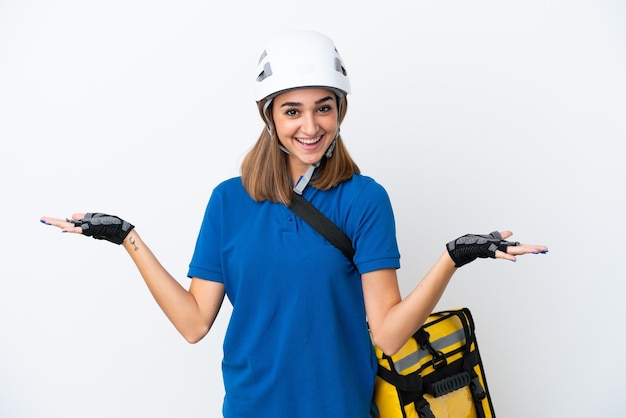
[41,31,548,417]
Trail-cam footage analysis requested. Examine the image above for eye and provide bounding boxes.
[318,105,332,113]
[284,108,299,116]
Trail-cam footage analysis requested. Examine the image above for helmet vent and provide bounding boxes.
[257,62,273,82]
[334,57,347,76]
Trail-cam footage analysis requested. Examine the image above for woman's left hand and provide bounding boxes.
[446,230,548,267]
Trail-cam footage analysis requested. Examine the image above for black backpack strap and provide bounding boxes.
[377,360,435,418]
[377,363,424,393]
[454,308,491,418]
[289,192,356,266]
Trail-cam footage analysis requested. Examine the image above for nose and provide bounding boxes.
[300,112,319,136]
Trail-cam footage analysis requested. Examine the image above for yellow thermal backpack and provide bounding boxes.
[371,308,495,418]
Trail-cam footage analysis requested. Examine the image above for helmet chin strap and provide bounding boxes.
[290,134,338,195]
[290,135,337,195]
[293,162,319,195]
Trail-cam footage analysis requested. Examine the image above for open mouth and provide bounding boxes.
[295,136,322,146]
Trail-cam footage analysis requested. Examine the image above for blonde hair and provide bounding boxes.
[241,94,360,205]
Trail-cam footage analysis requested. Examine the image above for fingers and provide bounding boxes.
[496,230,549,259]
[495,250,516,262]
[491,229,549,262]
[496,243,548,263]
[40,215,84,234]
[509,243,549,255]
[40,216,67,227]
[498,230,513,240]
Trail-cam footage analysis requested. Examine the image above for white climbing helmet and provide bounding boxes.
[254,30,351,101]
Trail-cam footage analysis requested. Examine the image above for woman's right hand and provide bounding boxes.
[40,213,134,245]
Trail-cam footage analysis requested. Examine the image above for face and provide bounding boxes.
[272,88,339,181]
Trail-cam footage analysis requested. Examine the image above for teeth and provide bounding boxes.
[296,136,321,145]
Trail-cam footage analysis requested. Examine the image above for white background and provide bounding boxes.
[1,1,625,417]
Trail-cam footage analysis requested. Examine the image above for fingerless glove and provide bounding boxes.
[69,213,134,245]
[446,231,519,267]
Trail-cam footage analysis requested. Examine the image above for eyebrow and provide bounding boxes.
[279,95,335,108]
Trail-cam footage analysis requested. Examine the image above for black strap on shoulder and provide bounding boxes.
[289,192,356,265]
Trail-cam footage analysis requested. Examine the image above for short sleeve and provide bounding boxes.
[187,187,225,282]
[349,180,401,274]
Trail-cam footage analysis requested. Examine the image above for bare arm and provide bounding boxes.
[363,252,455,356]
[123,230,225,343]
[363,230,548,356]
[41,213,225,343]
